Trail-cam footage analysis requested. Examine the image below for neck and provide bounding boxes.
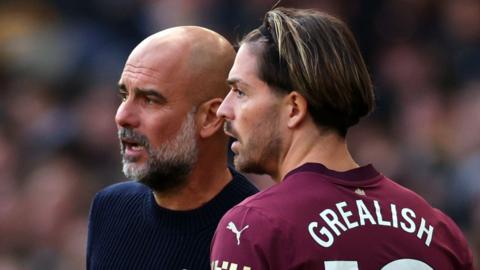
[275,123,358,181]
[153,143,232,210]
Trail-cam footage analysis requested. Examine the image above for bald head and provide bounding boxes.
[116,27,236,198]
[124,26,236,105]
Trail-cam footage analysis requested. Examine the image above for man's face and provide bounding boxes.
[115,45,198,192]
[217,43,284,176]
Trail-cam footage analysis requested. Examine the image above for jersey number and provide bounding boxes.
[325,259,433,270]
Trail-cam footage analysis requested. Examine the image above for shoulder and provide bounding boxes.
[92,181,149,207]
[376,177,474,264]
[89,181,150,224]
[221,187,296,236]
[233,177,296,213]
[97,181,148,196]
[211,204,293,270]
[220,203,289,233]
[384,178,459,220]
[431,208,475,264]
[216,181,298,244]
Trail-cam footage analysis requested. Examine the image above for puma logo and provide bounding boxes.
[226,221,249,245]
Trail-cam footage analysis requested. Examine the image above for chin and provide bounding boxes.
[234,156,268,175]
[122,162,149,180]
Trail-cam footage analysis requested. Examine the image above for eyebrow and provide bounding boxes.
[227,78,250,88]
[118,83,127,92]
[118,83,167,103]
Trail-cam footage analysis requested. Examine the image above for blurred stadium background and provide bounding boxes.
[0,0,478,268]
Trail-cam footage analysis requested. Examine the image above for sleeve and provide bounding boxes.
[435,209,476,270]
[210,205,293,270]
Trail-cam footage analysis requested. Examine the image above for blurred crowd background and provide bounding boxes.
[0,0,478,269]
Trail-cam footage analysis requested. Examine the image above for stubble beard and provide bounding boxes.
[232,117,282,176]
[119,110,198,193]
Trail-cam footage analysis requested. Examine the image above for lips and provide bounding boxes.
[121,139,146,156]
[224,122,241,154]
[118,128,150,160]
[125,142,145,151]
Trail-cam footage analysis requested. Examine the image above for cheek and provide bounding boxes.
[236,107,266,136]
[234,95,281,136]
[235,106,255,133]
[142,117,179,147]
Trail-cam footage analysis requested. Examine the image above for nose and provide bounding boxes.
[217,92,235,120]
[115,99,140,128]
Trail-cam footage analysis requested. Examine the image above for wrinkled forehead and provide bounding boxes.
[120,39,193,93]
[119,28,234,103]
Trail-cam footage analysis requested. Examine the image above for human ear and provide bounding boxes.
[285,91,308,128]
[196,98,224,138]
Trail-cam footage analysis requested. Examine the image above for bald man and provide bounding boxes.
[86,26,258,270]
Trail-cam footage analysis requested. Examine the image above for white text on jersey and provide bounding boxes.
[308,199,434,248]
[211,260,251,270]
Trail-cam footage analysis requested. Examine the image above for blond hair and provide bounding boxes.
[242,7,375,136]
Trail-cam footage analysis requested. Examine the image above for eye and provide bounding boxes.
[118,91,128,102]
[143,95,161,105]
[145,97,155,105]
[232,88,246,98]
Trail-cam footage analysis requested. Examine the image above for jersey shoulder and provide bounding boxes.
[212,202,294,270]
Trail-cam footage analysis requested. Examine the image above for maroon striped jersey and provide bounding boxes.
[211,163,475,270]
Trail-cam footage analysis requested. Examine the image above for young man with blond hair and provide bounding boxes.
[211,7,474,270]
